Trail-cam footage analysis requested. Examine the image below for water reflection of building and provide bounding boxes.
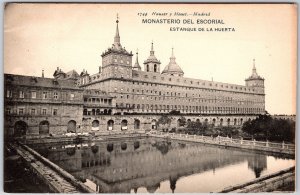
[247,154,267,178]
[35,138,267,193]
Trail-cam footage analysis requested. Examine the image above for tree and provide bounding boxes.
[169,110,180,115]
[157,115,172,126]
[242,115,295,143]
[177,116,186,127]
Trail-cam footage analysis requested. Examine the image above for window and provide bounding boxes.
[18,108,24,115]
[42,109,47,115]
[147,65,149,72]
[6,90,12,98]
[70,93,74,100]
[5,108,11,114]
[31,109,35,115]
[53,92,58,99]
[19,91,24,98]
[53,109,58,116]
[31,91,36,99]
[42,92,47,99]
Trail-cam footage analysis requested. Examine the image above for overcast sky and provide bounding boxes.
[4,3,297,115]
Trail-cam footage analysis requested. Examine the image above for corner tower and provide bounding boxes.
[143,41,161,73]
[245,59,264,88]
[245,59,265,97]
[100,15,133,79]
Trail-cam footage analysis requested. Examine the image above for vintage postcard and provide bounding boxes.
[4,3,296,193]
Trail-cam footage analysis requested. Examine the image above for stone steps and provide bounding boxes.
[12,144,83,193]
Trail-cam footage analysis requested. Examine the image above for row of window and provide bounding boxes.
[113,81,261,97]
[83,98,112,105]
[6,90,75,100]
[117,94,264,104]
[113,88,263,103]
[133,74,258,92]
[6,107,58,116]
[115,103,264,112]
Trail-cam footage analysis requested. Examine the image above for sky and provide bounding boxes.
[4,3,297,115]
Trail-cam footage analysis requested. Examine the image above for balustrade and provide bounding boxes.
[152,132,294,153]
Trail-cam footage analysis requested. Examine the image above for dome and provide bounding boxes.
[162,48,184,76]
[162,62,184,74]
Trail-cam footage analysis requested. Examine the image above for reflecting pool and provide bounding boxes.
[30,137,295,193]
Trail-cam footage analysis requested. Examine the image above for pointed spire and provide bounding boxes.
[172,47,174,56]
[133,49,141,70]
[42,69,44,78]
[170,47,176,61]
[252,58,258,77]
[114,13,120,45]
[253,59,256,70]
[150,40,155,56]
[135,49,139,65]
[151,40,154,51]
[245,58,264,81]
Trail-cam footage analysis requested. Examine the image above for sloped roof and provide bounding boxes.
[4,74,80,90]
[65,70,79,79]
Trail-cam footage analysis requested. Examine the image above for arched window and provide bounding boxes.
[39,120,50,135]
[121,120,128,130]
[67,120,76,133]
[220,118,223,126]
[134,119,140,130]
[107,120,114,130]
[147,64,149,72]
[154,64,157,72]
[14,121,28,137]
[92,120,100,131]
[227,118,230,126]
[151,119,157,129]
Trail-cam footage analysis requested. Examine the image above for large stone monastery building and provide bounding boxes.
[4,17,265,137]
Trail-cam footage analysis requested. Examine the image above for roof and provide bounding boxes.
[143,42,161,65]
[4,74,80,90]
[162,62,184,74]
[162,49,184,75]
[53,68,66,77]
[101,19,133,57]
[133,52,141,69]
[65,70,79,79]
[245,59,264,81]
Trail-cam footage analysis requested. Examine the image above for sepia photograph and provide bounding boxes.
[3,3,296,193]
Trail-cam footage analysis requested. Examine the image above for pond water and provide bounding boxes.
[30,137,295,193]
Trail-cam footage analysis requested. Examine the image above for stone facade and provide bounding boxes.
[4,17,266,137]
[82,18,265,116]
[4,74,83,137]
